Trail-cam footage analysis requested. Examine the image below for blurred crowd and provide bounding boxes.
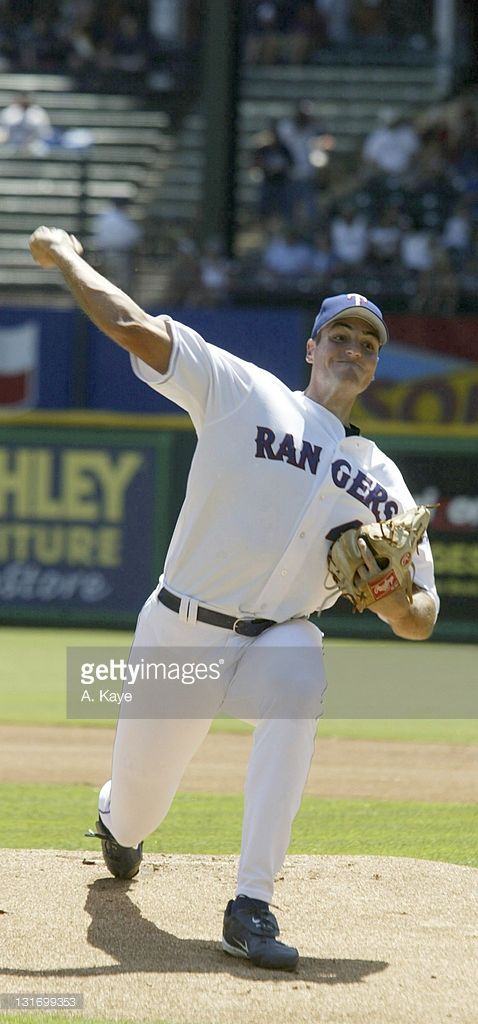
[0,0,201,90]
[0,0,477,314]
[0,0,472,89]
[0,0,467,79]
[0,1,148,79]
[243,0,438,64]
[159,93,478,315]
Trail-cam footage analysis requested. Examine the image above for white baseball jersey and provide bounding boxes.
[131,318,439,623]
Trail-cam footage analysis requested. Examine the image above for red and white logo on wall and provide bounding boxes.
[0,321,39,408]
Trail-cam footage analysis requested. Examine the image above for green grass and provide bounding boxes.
[1,628,477,744]
[1,628,127,728]
[1,785,476,867]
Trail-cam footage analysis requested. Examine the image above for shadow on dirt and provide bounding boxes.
[1,878,389,985]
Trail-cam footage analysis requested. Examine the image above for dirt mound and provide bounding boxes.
[1,850,476,1023]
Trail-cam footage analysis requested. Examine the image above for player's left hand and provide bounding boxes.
[356,537,410,620]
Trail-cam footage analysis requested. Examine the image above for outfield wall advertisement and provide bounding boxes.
[0,444,153,613]
[0,416,476,640]
[0,419,181,626]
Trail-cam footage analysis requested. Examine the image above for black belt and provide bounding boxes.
[157,587,277,637]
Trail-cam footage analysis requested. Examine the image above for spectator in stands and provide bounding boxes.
[0,92,52,155]
[315,0,351,47]
[309,225,335,278]
[15,13,65,71]
[261,221,312,277]
[252,121,294,221]
[412,123,450,183]
[64,26,97,79]
[446,102,478,178]
[164,233,202,306]
[98,13,151,80]
[405,160,458,231]
[441,102,478,213]
[59,1,98,81]
[386,0,433,51]
[330,204,369,268]
[368,205,402,265]
[361,108,420,178]
[92,198,142,294]
[194,237,232,307]
[58,0,96,32]
[413,236,458,314]
[286,2,325,63]
[351,0,389,48]
[441,200,473,269]
[276,100,334,225]
[399,216,432,277]
[164,231,232,308]
[0,1,16,68]
[243,1,293,64]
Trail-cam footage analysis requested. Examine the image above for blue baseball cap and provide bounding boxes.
[311,293,388,347]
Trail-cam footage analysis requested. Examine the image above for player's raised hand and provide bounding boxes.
[29,226,84,268]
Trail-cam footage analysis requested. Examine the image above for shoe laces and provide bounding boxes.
[89,827,122,857]
[105,836,121,855]
[235,897,278,936]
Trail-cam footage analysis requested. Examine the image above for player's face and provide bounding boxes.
[306,317,380,398]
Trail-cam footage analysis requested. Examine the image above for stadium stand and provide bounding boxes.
[0,0,476,314]
[0,73,173,302]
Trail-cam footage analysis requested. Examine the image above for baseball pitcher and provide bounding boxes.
[29,227,439,971]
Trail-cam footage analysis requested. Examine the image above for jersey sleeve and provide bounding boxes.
[130,316,252,431]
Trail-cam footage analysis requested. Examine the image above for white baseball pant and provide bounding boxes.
[98,587,326,903]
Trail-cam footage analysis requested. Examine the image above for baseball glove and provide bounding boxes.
[327,505,431,613]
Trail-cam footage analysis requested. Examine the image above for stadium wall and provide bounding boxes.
[1,306,478,423]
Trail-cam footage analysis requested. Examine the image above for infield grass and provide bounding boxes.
[1,628,477,744]
[1,784,476,867]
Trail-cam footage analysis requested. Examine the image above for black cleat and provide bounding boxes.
[85,818,143,880]
[222,895,299,971]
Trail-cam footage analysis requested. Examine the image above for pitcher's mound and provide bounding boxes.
[1,850,476,1024]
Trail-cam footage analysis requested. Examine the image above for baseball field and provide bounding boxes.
[1,627,477,1024]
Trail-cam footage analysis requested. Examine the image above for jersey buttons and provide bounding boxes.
[281,569,288,576]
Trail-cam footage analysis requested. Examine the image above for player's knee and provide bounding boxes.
[293,672,326,718]
[259,671,325,719]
